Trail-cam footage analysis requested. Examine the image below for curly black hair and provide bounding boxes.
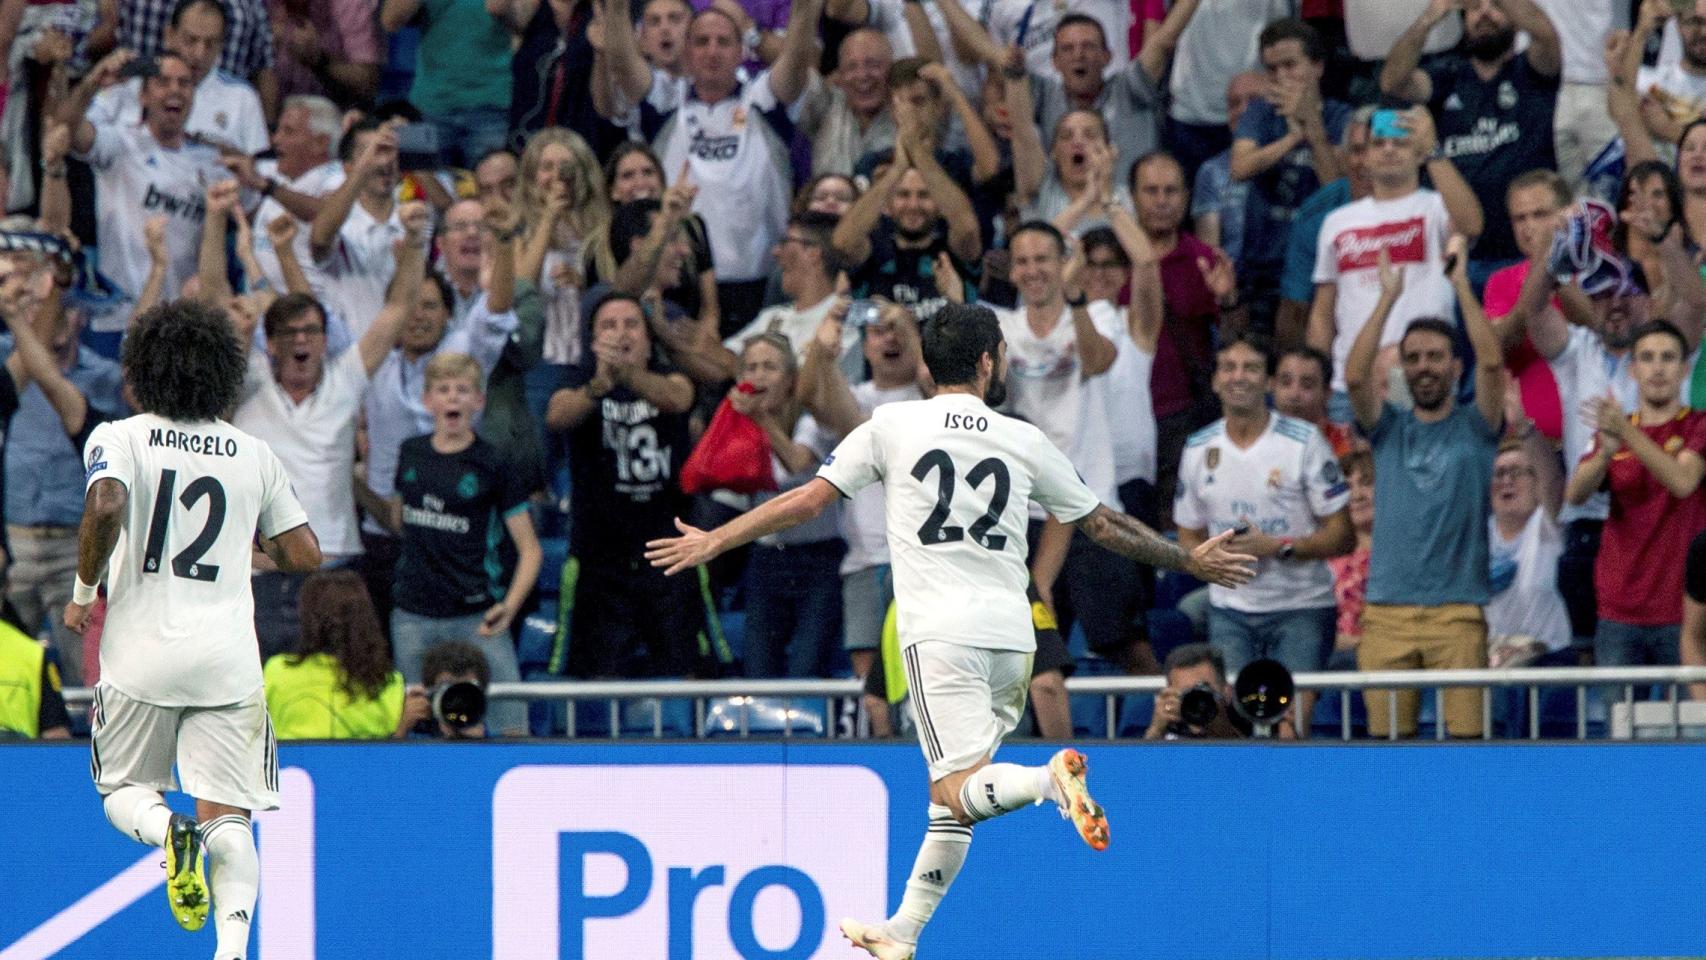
[122,300,246,422]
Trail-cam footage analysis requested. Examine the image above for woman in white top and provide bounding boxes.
[1487,429,1573,736]
[1018,109,1133,234]
[1487,431,1571,667]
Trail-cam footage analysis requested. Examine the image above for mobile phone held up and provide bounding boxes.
[1370,109,1405,141]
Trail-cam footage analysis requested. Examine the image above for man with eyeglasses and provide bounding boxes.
[719,211,864,383]
[233,203,430,659]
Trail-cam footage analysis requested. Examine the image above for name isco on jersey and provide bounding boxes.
[148,427,238,457]
[143,184,209,221]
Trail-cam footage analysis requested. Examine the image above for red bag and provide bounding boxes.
[680,389,777,495]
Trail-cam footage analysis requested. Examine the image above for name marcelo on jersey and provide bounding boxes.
[149,427,238,457]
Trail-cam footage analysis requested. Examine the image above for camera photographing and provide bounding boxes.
[427,680,486,734]
[1177,682,1222,729]
[1233,658,1295,738]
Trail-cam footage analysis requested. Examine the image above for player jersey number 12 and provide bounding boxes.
[141,468,229,582]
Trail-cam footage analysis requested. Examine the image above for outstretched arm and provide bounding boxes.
[1076,504,1255,587]
[646,478,842,574]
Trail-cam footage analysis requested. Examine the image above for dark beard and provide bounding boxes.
[1464,25,1516,62]
[983,372,1007,408]
[1409,377,1449,411]
[896,222,935,245]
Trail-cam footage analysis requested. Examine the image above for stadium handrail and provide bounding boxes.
[56,666,1706,740]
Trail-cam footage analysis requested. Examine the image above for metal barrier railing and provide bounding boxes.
[58,666,1706,740]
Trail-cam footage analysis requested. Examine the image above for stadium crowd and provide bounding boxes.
[0,0,1700,741]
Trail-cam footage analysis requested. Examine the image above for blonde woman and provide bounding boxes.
[517,128,618,366]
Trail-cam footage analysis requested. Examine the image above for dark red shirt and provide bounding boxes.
[1150,232,1218,420]
[1591,409,1706,625]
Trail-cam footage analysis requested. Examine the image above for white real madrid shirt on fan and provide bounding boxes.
[992,301,1121,507]
[86,71,271,155]
[627,71,800,283]
[84,413,308,706]
[74,123,231,331]
[1173,414,1349,613]
[817,393,1102,652]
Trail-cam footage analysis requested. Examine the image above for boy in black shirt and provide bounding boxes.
[545,288,714,678]
[384,352,541,736]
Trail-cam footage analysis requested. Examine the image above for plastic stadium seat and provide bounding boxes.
[1070,653,1125,737]
[619,697,697,737]
[1152,568,1203,611]
[515,611,557,674]
[718,610,746,669]
[1117,694,1154,738]
[536,537,569,596]
[1310,686,1368,739]
[1144,608,1196,670]
[703,697,826,737]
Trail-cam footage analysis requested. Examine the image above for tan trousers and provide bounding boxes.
[1358,603,1488,738]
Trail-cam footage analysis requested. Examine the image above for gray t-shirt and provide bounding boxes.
[1367,402,1500,606]
[1033,63,1160,183]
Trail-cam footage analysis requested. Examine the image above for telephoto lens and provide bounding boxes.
[430,681,487,731]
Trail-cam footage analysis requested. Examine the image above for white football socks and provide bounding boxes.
[886,804,972,945]
[201,814,258,960]
[957,763,1057,823]
[102,786,172,847]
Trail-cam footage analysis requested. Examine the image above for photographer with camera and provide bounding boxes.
[1144,643,1248,740]
[1145,642,1298,740]
[400,640,493,739]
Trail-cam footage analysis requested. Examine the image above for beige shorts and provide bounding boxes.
[89,684,280,812]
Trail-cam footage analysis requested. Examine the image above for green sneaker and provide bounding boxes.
[163,814,209,931]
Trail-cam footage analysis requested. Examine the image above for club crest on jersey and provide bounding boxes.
[85,445,106,479]
[1267,468,1283,490]
[457,472,479,498]
[1497,81,1517,111]
[1205,447,1219,470]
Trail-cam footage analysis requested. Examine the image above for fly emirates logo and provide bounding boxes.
[1333,217,1426,273]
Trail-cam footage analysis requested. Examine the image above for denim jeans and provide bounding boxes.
[743,540,846,678]
[1594,619,1680,708]
[420,106,511,169]
[391,608,526,735]
[1208,605,1336,679]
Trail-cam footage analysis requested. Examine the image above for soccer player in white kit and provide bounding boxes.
[648,303,1254,959]
[63,300,322,959]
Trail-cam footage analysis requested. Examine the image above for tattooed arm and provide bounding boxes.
[1075,504,1255,587]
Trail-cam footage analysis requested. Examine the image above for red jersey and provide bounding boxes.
[1590,409,1706,625]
